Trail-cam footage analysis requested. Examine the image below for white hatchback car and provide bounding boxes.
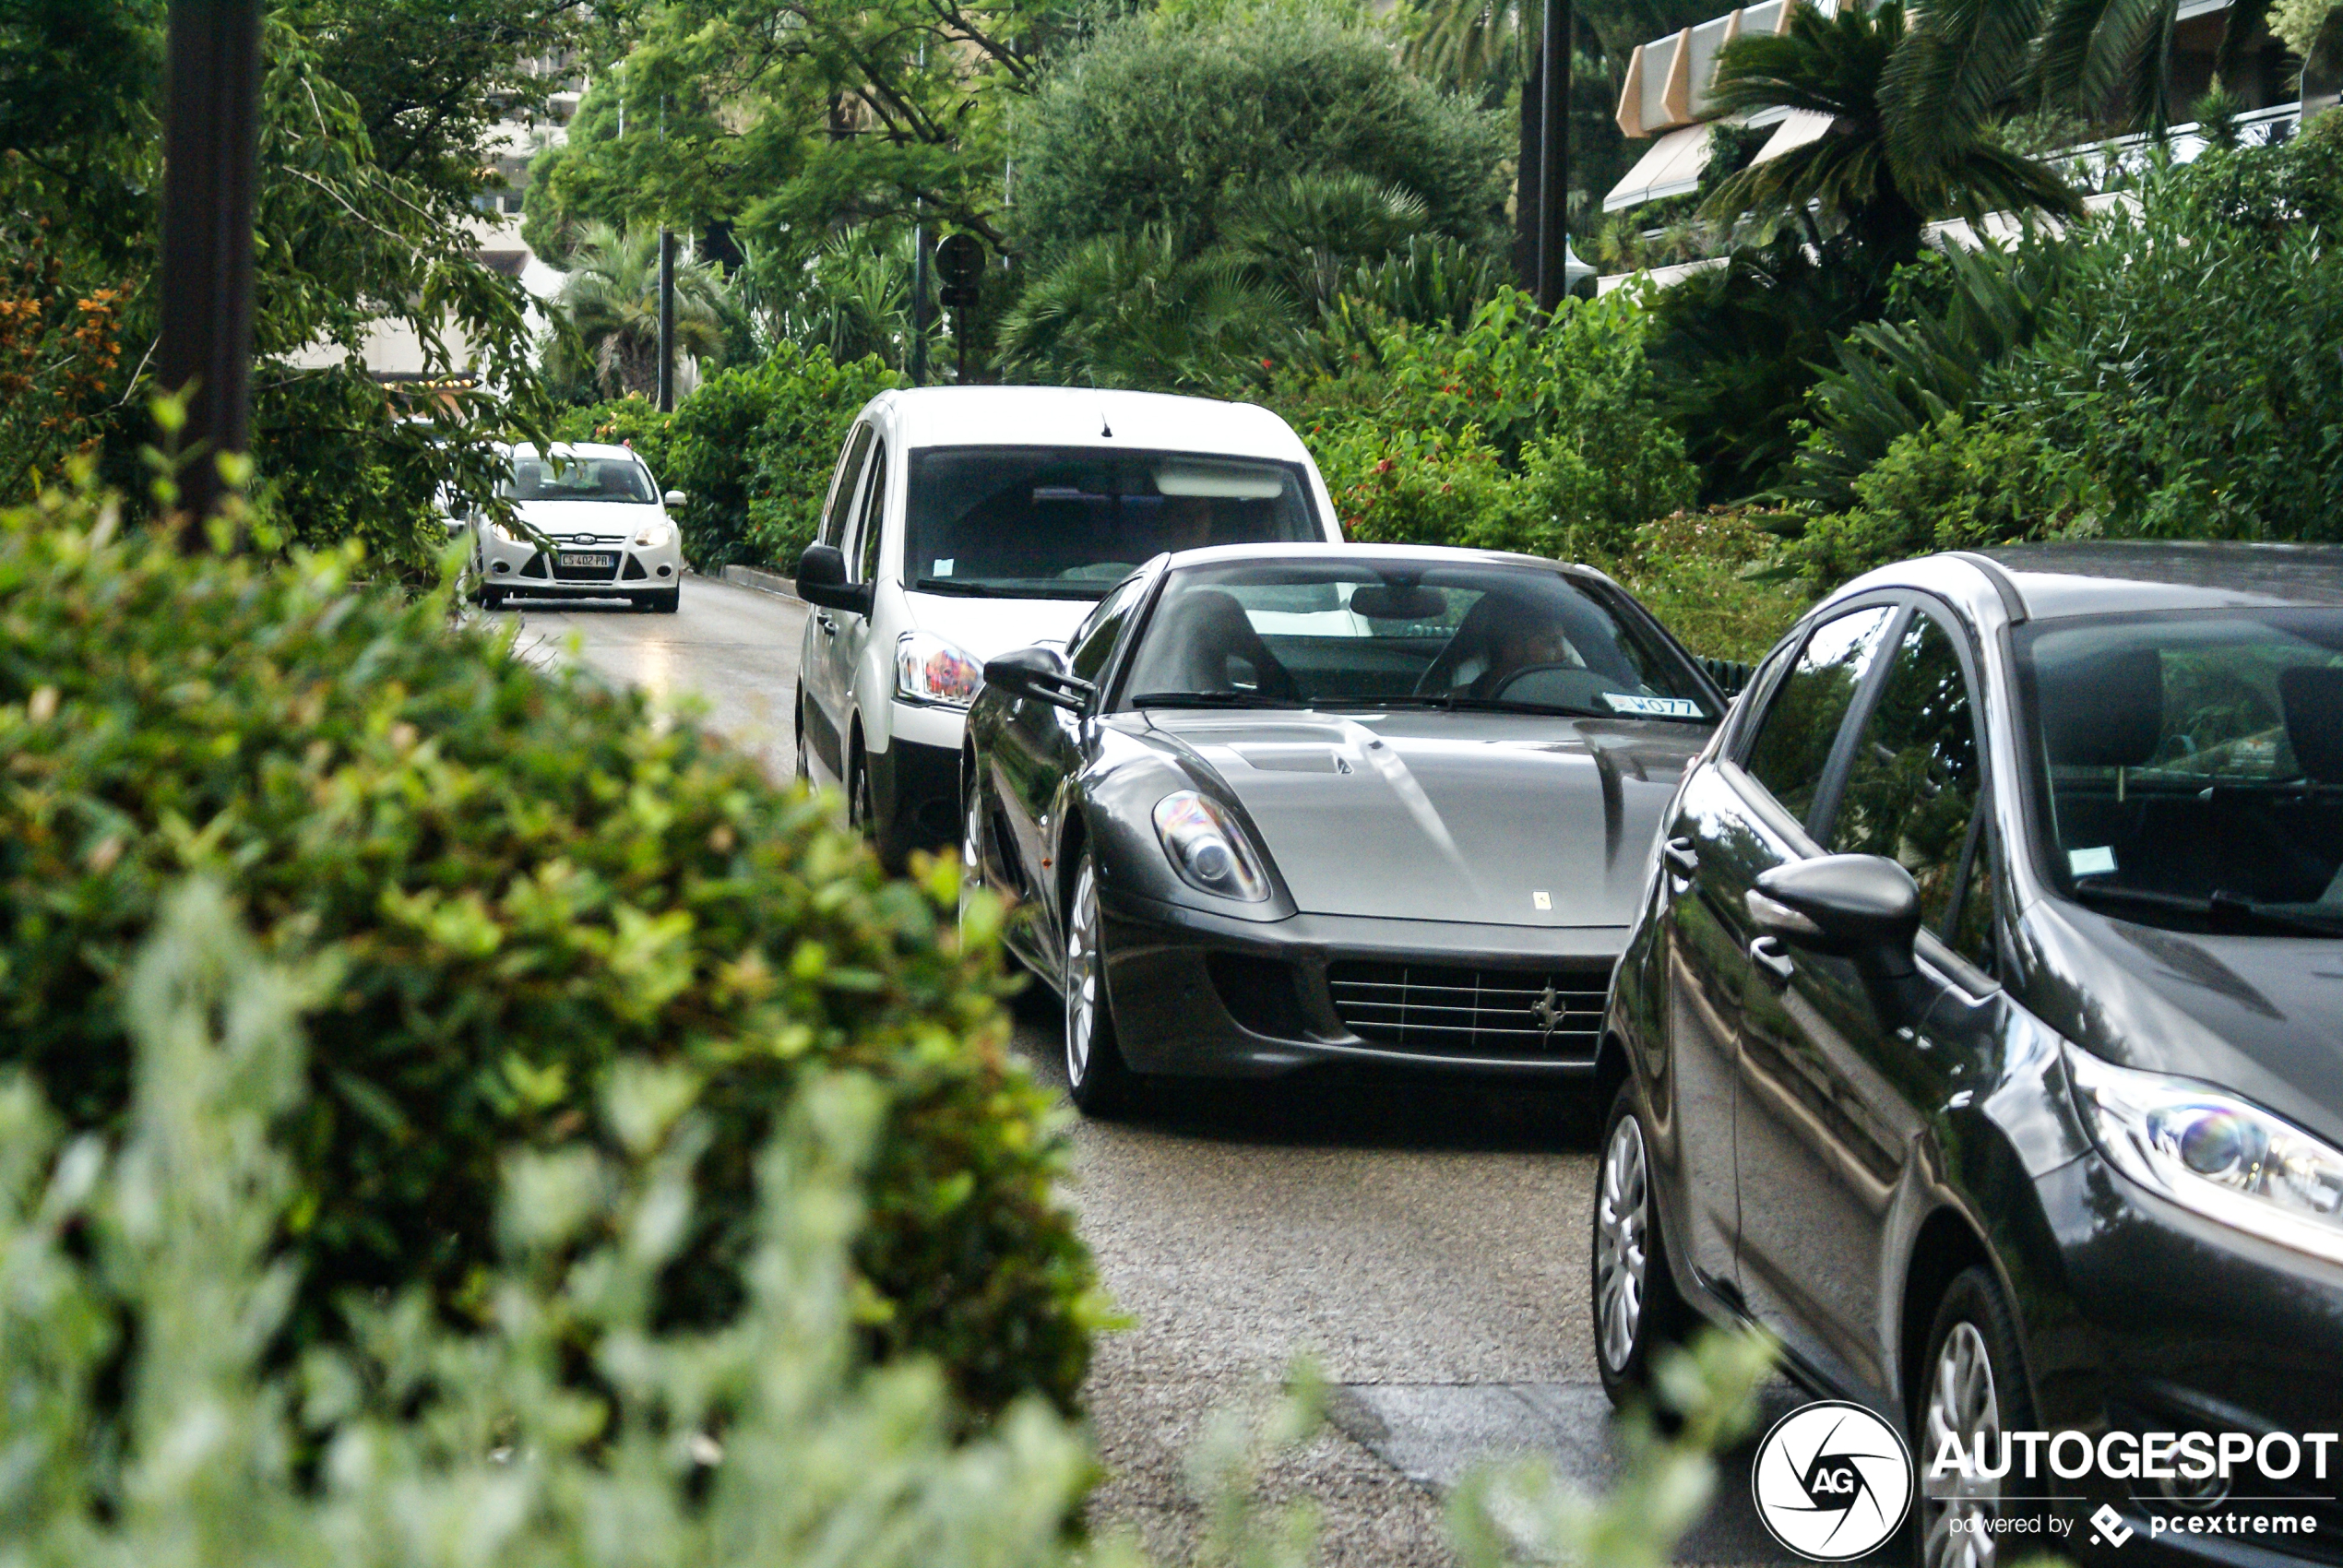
[471,443,686,612]
[794,386,1343,866]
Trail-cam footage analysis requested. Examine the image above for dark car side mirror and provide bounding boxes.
[1750,854,1922,969]
[796,542,874,616]
[983,645,1094,713]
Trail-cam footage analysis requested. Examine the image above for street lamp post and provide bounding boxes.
[657,227,675,411]
[157,0,264,534]
[1535,0,1573,311]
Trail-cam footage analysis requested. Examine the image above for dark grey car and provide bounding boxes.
[1596,543,2343,1568]
[958,544,1726,1114]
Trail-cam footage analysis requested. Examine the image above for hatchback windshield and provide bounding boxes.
[1115,559,1718,719]
[502,453,657,504]
[905,447,1320,600]
[2018,610,2343,933]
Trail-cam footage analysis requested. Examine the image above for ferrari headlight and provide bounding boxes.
[2066,1043,2343,1264]
[633,518,674,549]
[1152,791,1271,903]
[895,631,984,707]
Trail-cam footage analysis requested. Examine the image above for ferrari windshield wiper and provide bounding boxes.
[1130,691,1305,709]
[1361,693,1609,718]
[2069,880,2343,936]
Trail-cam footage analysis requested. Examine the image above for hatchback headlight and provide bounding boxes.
[491,521,525,545]
[894,632,984,707]
[1152,791,1271,903]
[2066,1043,2343,1265]
[633,518,674,549]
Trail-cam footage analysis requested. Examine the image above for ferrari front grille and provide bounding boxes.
[1326,960,1610,1061]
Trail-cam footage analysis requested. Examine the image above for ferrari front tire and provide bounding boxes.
[1063,848,1139,1117]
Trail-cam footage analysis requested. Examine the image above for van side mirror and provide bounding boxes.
[983,646,1094,713]
[1750,853,1921,970]
[796,542,874,616]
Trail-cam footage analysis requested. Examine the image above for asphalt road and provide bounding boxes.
[494,576,1869,1568]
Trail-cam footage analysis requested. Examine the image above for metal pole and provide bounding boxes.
[1535,0,1572,311]
[910,214,930,386]
[657,227,675,411]
[158,0,264,535]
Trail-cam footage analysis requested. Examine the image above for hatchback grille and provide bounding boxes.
[1326,960,1610,1061]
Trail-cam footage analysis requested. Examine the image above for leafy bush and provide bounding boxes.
[1606,509,1814,663]
[998,229,1296,391]
[3,871,1780,1568]
[552,393,678,476]
[1789,413,2101,586]
[0,486,1097,1420]
[1009,11,1507,264]
[668,343,903,574]
[1275,288,1697,557]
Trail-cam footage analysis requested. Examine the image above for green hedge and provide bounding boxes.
[0,489,1099,1420]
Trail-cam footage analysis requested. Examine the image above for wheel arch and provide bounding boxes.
[1897,1205,1998,1421]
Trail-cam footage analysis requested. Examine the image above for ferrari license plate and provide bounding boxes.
[556,552,615,569]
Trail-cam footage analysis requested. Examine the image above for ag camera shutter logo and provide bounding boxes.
[1752,1400,1914,1561]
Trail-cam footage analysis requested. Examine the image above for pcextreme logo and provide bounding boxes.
[1751,1401,1914,1562]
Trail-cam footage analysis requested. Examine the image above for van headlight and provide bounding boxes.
[633,519,674,549]
[2066,1043,2343,1264]
[894,632,983,707]
[1152,791,1271,903]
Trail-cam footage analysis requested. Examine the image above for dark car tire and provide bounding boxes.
[634,588,679,613]
[1592,1079,1691,1408]
[1062,847,1141,1118]
[847,736,909,873]
[1915,1265,2039,1568]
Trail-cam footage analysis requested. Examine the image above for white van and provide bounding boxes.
[793,386,1342,865]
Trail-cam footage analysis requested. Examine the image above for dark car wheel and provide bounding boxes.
[1593,1080,1689,1406]
[1063,849,1139,1117]
[1917,1266,2036,1568]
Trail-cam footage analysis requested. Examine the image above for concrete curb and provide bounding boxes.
[720,564,798,600]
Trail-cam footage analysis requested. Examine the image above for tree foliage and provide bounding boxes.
[545,222,731,400]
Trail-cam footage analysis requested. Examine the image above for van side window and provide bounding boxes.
[853,444,888,584]
[820,424,874,549]
[1742,606,1897,826]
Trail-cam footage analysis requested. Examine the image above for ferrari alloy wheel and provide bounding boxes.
[1918,1267,2034,1568]
[1062,849,1136,1116]
[1591,1081,1686,1406]
[1596,1110,1650,1372]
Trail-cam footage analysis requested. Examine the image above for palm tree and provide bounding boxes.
[1702,0,2081,268]
[548,223,727,400]
[995,229,1297,392]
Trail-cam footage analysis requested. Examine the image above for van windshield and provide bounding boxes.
[904,446,1320,600]
[2017,609,2343,934]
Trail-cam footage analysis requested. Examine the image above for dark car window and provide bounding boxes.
[819,423,874,548]
[1944,812,1998,973]
[853,444,888,584]
[1114,559,1718,717]
[1071,576,1148,682]
[905,447,1321,601]
[2016,608,2343,931]
[1824,612,1983,935]
[1743,606,1897,826]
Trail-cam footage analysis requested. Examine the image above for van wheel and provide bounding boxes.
[1592,1080,1690,1407]
[1917,1267,2036,1568]
[847,738,908,872]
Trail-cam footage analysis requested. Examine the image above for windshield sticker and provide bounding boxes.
[933,558,954,576]
[2070,846,2118,876]
[1602,694,1703,718]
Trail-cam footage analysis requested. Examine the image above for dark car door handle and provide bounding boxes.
[1749,935,1796,987]
[1663,837,1700,877]
[815,612,838,636]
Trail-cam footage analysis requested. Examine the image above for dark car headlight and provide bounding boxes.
[1152,791,1271,903]
[2066,1042,2343,1265]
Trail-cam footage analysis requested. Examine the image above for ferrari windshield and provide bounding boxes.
[904,446,1320,600]
[1118,559,1718,720]
[2018,609,2343,933]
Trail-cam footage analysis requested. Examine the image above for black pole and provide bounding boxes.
[158,0,264,534]
[1515,42,1543,291]
[656,227,675,411]
[1535,0,1572,310]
